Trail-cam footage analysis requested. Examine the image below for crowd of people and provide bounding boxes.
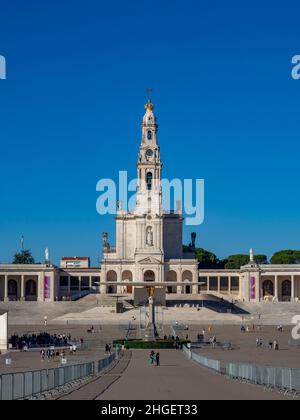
[256,338,280,351]
[10,332,72,350]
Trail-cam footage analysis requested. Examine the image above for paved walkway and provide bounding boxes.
[61,350,292,400]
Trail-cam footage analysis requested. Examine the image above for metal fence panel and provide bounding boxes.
[58,368,65,386]
[48,369,55,390]
[24,371,33,398]
[281,368,292,391]
[0,352,116,400]
[291,369,300,392]
[13,373,24,400]
[33,371,41,395]
[41,370,49,393]
[2,374,13,400]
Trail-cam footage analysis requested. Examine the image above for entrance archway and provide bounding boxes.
[263,280,274,297]
[166,270,177,294]
[106,270,117,294]
[144,270,155,282]
[282,280,291,301]
[182,270,193,294]
[8,280,18,301]
[122,270,133,293]
[25,280,37,301]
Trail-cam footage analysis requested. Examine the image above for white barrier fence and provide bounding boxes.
[226,362,300,392]
[183,345,300,393]
[182,345,221,373]
[0,352,116,400]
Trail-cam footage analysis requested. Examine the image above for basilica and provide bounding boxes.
[1,101,300,303]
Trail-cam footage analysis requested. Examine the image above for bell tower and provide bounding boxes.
[135,99,162,216]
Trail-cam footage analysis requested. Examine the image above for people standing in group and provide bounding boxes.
[149,350,155,365]
[155,352,160,366]
[256,338,263,348]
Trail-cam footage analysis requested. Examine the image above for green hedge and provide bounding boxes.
[113,339,191,349]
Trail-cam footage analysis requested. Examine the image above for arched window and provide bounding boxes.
[146,172,153,190]
[147,130,152,140]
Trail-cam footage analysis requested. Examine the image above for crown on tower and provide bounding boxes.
[145,99,155,111]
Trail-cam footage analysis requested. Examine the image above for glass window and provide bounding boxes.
[146,172,153,190]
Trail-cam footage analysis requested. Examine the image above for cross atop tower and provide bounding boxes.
[146,87,153,101]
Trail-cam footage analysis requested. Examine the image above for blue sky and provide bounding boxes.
[0,0,300,265]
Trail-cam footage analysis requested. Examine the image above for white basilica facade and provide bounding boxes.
[1,100,300,303]
[100,99,198,296]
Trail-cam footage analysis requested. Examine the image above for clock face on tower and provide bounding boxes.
[146,149,153,158]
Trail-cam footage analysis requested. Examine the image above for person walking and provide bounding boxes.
[155,352,160,367]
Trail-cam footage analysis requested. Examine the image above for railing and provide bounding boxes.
[226,362,300,392]
[0,352,117,400]
[183,346,221,373]
[183,345,300,393]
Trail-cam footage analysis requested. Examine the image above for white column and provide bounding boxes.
[217,276,220,294]
[4,275,8,302]
[228,277,231,295]
[89,276,92,291]
[21,275,25,301]
[118,266,122,293]
[275,275,278,300]
[207,276,210,293]
[291,275,295,300]
[192,270,198,294]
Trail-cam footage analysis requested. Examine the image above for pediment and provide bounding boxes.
[138,257,161,265]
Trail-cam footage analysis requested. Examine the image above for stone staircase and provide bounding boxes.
[236,301,300,325]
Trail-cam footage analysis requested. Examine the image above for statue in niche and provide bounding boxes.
[146,226,153,246]
[102,232,110,252]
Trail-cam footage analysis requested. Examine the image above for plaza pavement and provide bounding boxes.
[60,349,292,400]
[178,325,300,368]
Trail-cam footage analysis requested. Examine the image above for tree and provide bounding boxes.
[270,250,300,264]
[225,254,249,269]
[12,249,35,264]
[224,253,268,269]
[254,254,268,264]
[194,248,221,269]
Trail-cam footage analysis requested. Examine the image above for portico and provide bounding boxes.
[0,265,58,302]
